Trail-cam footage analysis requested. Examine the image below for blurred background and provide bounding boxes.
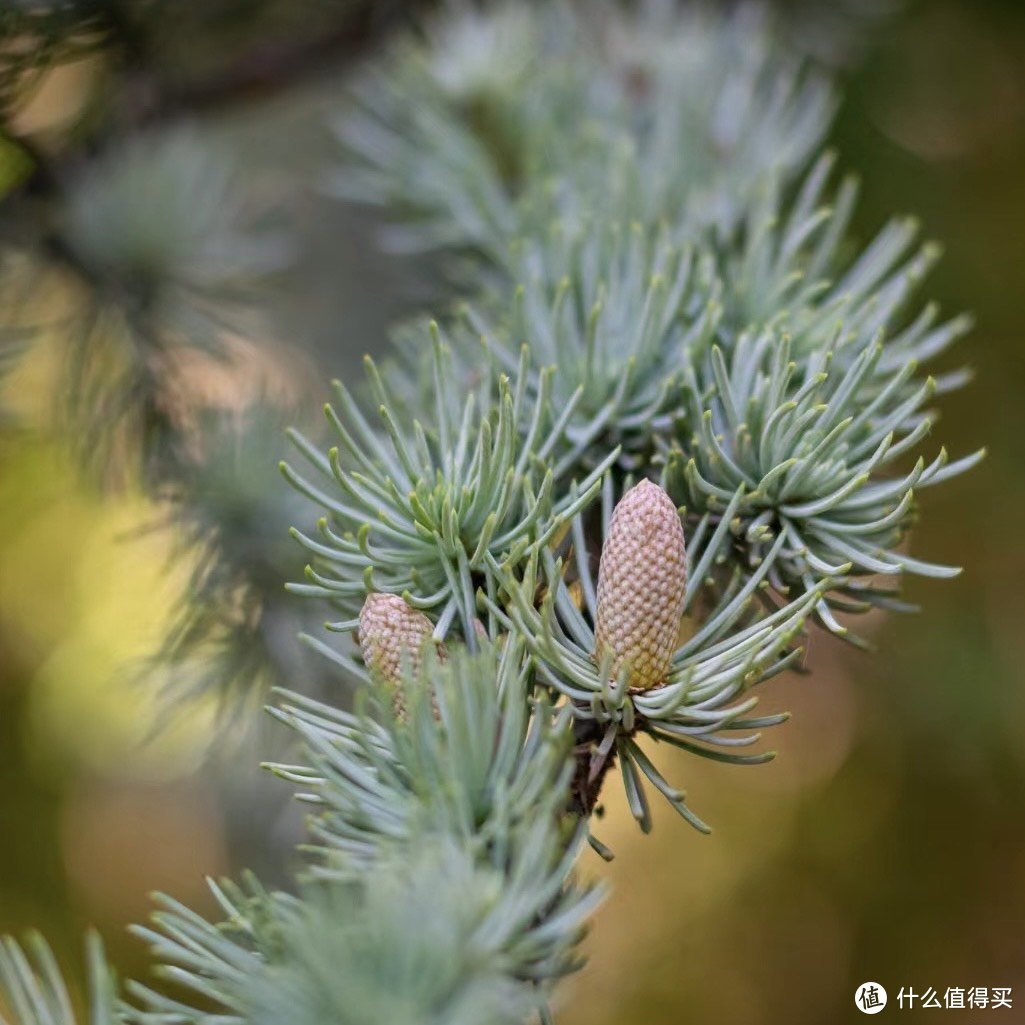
[0,1,1022,1023]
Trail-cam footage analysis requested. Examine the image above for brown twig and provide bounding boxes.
[569,718,621,819]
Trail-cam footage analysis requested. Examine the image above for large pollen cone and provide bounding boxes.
[593,479,687,691]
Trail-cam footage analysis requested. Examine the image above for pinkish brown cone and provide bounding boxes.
[357,592,444,719]
[593,479,687,691]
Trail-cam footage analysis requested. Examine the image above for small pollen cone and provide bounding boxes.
[358,593,444,718]
[593,479,687,691]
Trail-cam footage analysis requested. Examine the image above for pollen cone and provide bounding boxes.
[593,479,687,691]
[358,593,444,718]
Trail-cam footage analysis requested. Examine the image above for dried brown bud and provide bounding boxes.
[357,593,444,718]
[593,479,687,691]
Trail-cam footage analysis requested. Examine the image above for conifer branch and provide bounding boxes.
[0,4,982,1025]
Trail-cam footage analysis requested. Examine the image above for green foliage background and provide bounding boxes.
[0,1,1022,1022]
